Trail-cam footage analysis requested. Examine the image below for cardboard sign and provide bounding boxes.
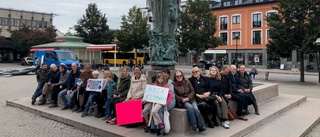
[75,78,84,87]
[116,100,143,126]
[143,84,169,105]
[86,79,104,92]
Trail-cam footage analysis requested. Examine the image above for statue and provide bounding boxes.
[147,0,181,66]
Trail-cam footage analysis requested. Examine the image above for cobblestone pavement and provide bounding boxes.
[0,64,98,137]
[0,63,319,137]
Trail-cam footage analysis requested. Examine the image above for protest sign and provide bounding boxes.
[116,100,143,126]
[75,78,84,86]
[143,84,169,105]
[86,79,104,92]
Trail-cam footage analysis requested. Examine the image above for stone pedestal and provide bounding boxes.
[147,65,176,84]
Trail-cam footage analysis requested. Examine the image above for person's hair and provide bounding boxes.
[59,64,67,71]
[191,67,200,74]
[101,66,109,71]
[155,73,167,85]
[106,73,114,80]
[92,70,99,76]
[120,66,128,71]
[85,64,91,68]
[173,70,185,82]
[207,66,221,80]
[162,69,170,77]
[103,70,111,76]
[50,64,57,69]
[221,65,229,71]
[151,75,157,83]
[42,62,47,66]
[133,66,141,70]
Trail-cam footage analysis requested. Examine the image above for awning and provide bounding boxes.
[86,44,116,50]
[30,48,55,53]
[204,50,226,54]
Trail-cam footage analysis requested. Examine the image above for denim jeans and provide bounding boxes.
[59,89,77,107]
[104,99,111,118]
[184,101,204,128]
[33,83,45,97]
[85,92,99,113]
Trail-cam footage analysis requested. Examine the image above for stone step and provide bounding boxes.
[6,93,306,137]
[244,98,320,137]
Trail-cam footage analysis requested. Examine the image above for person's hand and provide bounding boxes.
[163,103,167,106]
[203,92,210,98]
[99,90,102,93]
[245,89,250,93]
[238,89,244,93]
[142,99,147,103]
[182,98,187,103]
[77,86,80,90]
[67,90,72,96]
[117,95,121,98]
[59,85,63,89]
[225,94,232,99]
[125,98,130,102]
[216,95,222,102]
[48,82,51,85]
[113,95,118,98]
[185,98,189,102]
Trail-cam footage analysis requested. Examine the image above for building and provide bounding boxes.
[201,0,278,68]
[0,7,54,62]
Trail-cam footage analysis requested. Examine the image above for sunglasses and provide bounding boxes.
[176,75,182,78]
[192,71,199,74]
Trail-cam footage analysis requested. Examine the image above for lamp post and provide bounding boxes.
[113,37,119,67]
[234,32,240,68]
[313,38,320,83]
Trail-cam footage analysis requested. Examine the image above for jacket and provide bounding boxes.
[49,69,60,84]
[127,74,147,100]
[173,80,196,103]
[238,72,253,92]
[67,69,81,90]
[221,74,233,95]
[188,75,211,95]
[79,70,93,88]
[56,70,70,86]
[228,71,240,94]
[114,74,131,102]
[36,68,50,84]
[208,77,223,97]
[101,81,116,100]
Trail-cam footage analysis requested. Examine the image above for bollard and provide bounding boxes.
[265,71,269,80]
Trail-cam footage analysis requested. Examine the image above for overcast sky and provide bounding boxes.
[0,0,146,33]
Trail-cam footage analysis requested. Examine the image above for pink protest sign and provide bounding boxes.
[116,100,143,126]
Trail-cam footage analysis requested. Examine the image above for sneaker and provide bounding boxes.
[61,106,69,110]
[49,104,58,108]
[159,123,165,129]
[225,121,230,125]
[76,108,84,113]
[109,118,117,124]
[222,121,230,129]
[81,112,88,117]
[192,124,197,131]
[198,127,206,132]
[31,95,36,105]
[88,108,94,114]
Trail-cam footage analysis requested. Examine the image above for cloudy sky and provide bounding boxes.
[0,0,146,33]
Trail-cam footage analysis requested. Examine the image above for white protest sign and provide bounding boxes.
[86,79,104,92]
[143,84,169,105]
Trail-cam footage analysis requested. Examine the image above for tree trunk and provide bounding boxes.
[299,52,305,82]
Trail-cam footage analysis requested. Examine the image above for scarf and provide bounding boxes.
[176,80,184,86]
[116,74,128,91]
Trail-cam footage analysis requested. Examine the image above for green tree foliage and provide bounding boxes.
[177,0,220,61]
[266,0,320,82]
[74,3,111,44]
[10,25,56,54]
[116,6,148,63]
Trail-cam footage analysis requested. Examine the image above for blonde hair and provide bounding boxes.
[191,67,200,73]
[221,65,229,71]
[207,66,221,80]
[92,70,99,76]
[155,73,167,85]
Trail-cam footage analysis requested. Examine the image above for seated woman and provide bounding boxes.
[189,67,217,128]
[173,70,206,132]
[207,66,229,129]
[238,65,260,115]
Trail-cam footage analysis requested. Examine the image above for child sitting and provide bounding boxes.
[142,73,172,136]
[81,71,101,117]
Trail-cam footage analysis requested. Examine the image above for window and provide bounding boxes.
[223,1,231,7]
[32,21,37,27]
[0,18,2,25]
[38,21,42,28]
[255,0,264,2]
[309,54,315,62]
[220,32,228,45]
[267,30,270,38]
[16,19,20,26]
[267,11,277,17]
[27,20,32,27]
[252,30,261,44]
[10,19,15,26]
[232,15,240,24]
[232,32,241,40]
[21,19,26,26]
[3,18,8,26]
[252,13,262,28]
[220,17,228,30]
[249,53,263,65]
[44,22,48,28]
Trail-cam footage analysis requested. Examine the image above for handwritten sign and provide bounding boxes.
[143,84,169,105]
[75,78,84,87]
[86,79,104,92]
[116,100,143,126]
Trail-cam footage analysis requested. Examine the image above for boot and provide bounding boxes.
[38,95,46,105]
[253,101,260,115]
[31,95,36,105]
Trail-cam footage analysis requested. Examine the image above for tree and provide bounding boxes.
[74,3,111,44]
[266,0,320,82]
[116,6,149,64]
[10,25,56,55]
[177,0,220,62]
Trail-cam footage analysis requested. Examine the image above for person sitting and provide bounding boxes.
[38,64,60,105]
[207,66,229,129]
[189,67,217,128]
[102,73,116,121]
[49,64,70,108]
[306,64,313,71]
[228,65,248,121]
[58,63,81,110]
[31,62,50,105]
[239,65,260,115]
[81,71,102,117]
[248,66,258,79]
[107,67,131,124]
[125,66,146,102]
[142,73,172,136]
[72,64,93,113]
[173,70,206,132]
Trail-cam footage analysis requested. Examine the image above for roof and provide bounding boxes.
[0,7,55,16]
[210,0,277,10]
[31,35,91,48]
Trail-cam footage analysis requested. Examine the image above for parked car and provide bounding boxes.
[21,57,33,66]
[192,60,215,70]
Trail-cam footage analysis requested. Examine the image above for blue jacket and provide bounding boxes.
[49,69,60,84]
[228,71,240,94]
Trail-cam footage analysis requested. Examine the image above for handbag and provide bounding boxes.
[228,107,237,121]
[163,107,171,134]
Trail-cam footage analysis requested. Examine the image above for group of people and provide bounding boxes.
[31,62,259,136]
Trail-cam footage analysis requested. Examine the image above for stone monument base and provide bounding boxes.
[147,65,176,84]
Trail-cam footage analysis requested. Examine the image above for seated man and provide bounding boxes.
[38,64,60,105]
[59,63,81,110]
[49,64,70,108]
[31,62,50,105]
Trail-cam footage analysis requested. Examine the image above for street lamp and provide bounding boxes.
[234,32,240,68]
[313,38,320,83]
[113,37,119,67]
